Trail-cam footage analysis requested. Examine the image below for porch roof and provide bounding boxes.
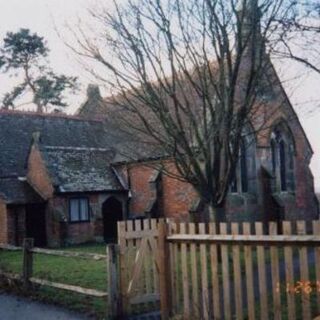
[0,111,126,200]
[41,146,125,193]
[0,177,44,205]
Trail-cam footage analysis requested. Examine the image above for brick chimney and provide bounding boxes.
[77,84,106,119]
[87,84,102,100]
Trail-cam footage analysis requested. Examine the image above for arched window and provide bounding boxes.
[270,123,295,192]
[271,139,276,173]
[240,139,248,193]
[230,126,256,194]
[279,140,287,191]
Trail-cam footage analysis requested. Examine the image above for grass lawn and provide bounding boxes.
[1,243,319,319]
[0,243,108,319]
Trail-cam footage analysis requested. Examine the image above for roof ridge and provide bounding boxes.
[0,109,103,123]
[43,146,111,152]
[0,175,19,180]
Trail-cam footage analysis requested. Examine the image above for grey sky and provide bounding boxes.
[0,0,319,191]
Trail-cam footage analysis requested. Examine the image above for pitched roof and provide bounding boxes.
[0,110,110,177]
[40,146,124,193]
[0,110,125,201]
[0,177,44,204]
[77,58,315,163]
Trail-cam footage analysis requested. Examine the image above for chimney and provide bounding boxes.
[77,84,105,118]
[87,84,102,101]
[32,131,41,145]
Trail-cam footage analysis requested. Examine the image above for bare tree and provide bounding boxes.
[274,0,320,75]
[73,0,299,220]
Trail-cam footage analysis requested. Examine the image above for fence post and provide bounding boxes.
[158,220,171,319]
[106,244,120,319]
[118,221,129,317]
[22,238,34,288]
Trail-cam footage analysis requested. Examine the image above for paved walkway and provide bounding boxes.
[0,292,90,320]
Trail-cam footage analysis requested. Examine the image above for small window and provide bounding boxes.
[69,198,90,222]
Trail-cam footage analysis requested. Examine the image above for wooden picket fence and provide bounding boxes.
[117,219,320,320]
[1,219,320,319]
[167,220,320,320]
[117,218,166,318]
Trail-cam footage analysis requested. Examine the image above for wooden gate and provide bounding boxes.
[118,219,170,318]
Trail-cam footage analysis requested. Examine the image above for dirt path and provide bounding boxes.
[0,292,91,320]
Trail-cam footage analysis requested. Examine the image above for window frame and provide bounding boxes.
[279,140,287,192]
[68,197,90,223]
[270,125,295,193]
[230,139,251,194]
[240,140,249,193]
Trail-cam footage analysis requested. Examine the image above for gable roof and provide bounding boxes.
[0,110,110,177]
[0,110,125,202]
[40,146,124,193]
[268,62,313,154]
[77,57,314,163]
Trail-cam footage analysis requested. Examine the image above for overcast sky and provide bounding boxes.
[0,0,319,191]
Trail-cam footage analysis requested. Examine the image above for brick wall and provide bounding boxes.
[46,192,127,247]
[0,200,8,243]
[117,98,319,223]
[27,142,54,199]
[118,162,197,221]
[4,206,26,246]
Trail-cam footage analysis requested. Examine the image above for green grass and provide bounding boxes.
[254,271,319,320]
[170,245,319,319]
[1,243,318,319]
[63,243,107,255]
[0,243,108,319]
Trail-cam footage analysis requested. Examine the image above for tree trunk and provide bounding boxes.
[35,100,43,113]
[36,104,43,113]
[208,202,226,222]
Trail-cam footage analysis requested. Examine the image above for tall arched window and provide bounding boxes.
[240,140,248,193]
[270,123,295,192]
[279,140,287,191]
[230,125,256,194]
[271,139,276,173]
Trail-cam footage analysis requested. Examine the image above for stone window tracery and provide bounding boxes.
[230,126,257,194]
[270,123,295,192]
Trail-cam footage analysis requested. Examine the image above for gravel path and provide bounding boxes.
[0,292,91,320]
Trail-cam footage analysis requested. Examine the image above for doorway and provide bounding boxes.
[25,203,47,247]
[102,197,123,243]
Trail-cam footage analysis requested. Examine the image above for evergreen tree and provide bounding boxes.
[0,29,77,112]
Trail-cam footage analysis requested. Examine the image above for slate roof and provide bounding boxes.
[0,177,44,204]
[76,86,170,163]
[0,111,115,176]
[0,111,125,202]
[77,58,315,163]
[41,146,123,193]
